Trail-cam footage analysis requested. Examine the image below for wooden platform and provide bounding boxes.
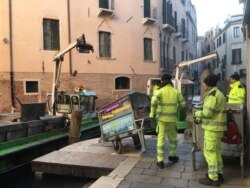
[32,138,143,179]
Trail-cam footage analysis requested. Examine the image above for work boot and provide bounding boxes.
[156,161,164,169]
[218,173,224,182]
[206,173,224,183]
[199,176,220,186]
[168,156,179,162]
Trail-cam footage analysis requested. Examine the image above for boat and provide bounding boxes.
[0,102,100,175]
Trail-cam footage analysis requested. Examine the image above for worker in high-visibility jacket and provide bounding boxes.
[195,74,227,186]
[228,73,245,104]
[149,74,186,169]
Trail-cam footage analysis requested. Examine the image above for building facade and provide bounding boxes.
[212,15,246,83]
[0,0,197,112]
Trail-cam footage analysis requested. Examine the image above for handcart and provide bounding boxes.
[98,92,156,154]
[191,103,246,178]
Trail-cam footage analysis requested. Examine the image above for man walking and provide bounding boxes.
[195,74,227,186]
[149,74,186,169]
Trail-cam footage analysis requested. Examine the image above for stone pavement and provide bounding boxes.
[90,134,250,188]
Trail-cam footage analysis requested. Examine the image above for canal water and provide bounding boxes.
[0,164,96,188]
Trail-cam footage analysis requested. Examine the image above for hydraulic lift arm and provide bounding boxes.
[174,52,218,91]
[51,34,94,115]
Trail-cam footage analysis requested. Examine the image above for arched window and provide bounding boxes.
[115,76,130,90]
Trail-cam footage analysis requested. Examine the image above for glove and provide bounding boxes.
[149,116,156,124]
[193,116,202,124]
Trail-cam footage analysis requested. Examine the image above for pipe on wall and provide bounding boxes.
[9,0,15,109]
[67,0,72,75]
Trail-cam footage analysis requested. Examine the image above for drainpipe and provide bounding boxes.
[166,35,170,74]
[9,0,15,108]
[67,0,72,75]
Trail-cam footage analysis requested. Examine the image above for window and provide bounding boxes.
[43,19,60,50]
[181,51,184,61]
[25,81,38,94]
[232,49,241,64]
[173,47,176,64]
[99,0,114,9]
[79,96,96,114]
[115,76,130,90]
[233,27,240,38]
[181,18,186,37]
[181,0,186,5]
[240,69,246,77]
[223,32,226,43]
[144,38,153,61]
[99,0,109,9]
[99,31,111,58]
[71,96,79,110]
[144,0,151,18]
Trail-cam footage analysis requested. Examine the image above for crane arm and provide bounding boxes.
[174,52,218,91]
[53,34,94,62]
[175,52,218,80]
[177,52,217,68]
[51,34,94,115]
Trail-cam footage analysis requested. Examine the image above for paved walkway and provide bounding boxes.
[90,134,250,188]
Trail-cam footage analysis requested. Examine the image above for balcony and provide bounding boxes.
[162,24,175,33]
[142,6,157,25]
[98,0,114,17]
[173,24,183,38]
[180,29,189,43]
[162,16,176,33]
[173,32,182,38]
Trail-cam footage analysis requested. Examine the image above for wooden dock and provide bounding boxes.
[32,137,143,179]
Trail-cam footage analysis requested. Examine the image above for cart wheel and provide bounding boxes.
[132,135,142,150]
[112,139,122,154]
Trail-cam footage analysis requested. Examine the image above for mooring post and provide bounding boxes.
[68,110,82,144]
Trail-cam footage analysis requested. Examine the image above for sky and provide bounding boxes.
[191,0,244,35]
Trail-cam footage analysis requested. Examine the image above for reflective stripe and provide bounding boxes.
[203,106,227,114]
[229,97,238,101]
[202,119,227,126]
[229,97,243,101]
[151,104,157,108]
[157,112,177,116]
[157,102,177,106]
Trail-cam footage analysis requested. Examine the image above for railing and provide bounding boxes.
[144,6,157,20]
[164,15,175,28]
[98,0,114,17]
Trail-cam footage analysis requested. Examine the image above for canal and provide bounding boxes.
[0,164,96,188]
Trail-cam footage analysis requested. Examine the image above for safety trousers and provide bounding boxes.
[203,130,224,181]
[156,121,177,162]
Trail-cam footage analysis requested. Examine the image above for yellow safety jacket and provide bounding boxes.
[150,84,186,122]
[153,84,160,95]
[195,87,227,132]
[228,81,245,104]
